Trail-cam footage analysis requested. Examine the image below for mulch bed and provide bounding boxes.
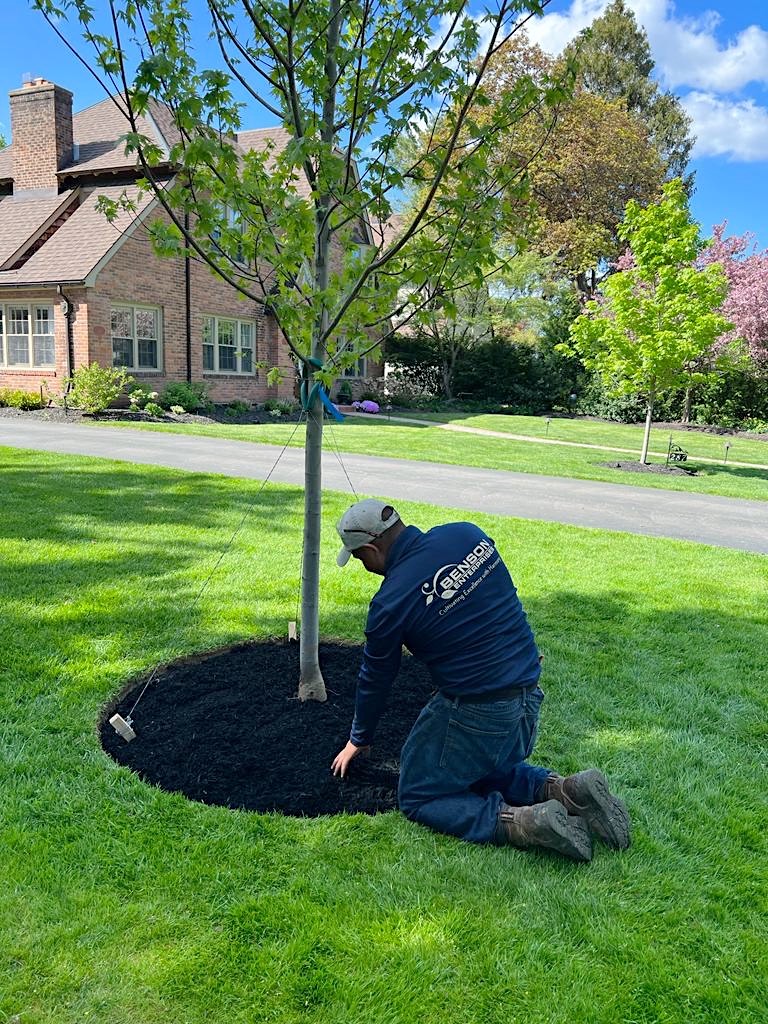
[100,640,433,817]
[0,405,298,426]
[600,460,698,476]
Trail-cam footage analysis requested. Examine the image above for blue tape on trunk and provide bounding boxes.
[317,386,345,422]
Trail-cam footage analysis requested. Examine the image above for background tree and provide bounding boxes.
[562,0,695,190]
[36,0,561,700]
[565,179,731,463]
[388,248,554,400]
[478,32,666,294]
[700,224,768,369]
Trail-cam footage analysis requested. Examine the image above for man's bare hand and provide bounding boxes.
[331,740,370,778]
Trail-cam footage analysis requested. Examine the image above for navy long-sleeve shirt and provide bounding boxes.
[349,522,541,746]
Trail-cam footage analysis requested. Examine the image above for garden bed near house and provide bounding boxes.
[100,640,432,817]
[0,404,304,426]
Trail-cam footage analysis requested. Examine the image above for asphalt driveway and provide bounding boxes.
[1,419,766,554]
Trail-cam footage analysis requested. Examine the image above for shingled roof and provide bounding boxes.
[0,184,155,287]
[0,96,176,184]
[0,191,76,269]
[236,126,314,200]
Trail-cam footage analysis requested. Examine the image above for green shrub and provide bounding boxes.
[263,398,296,416]
[143,401,165,418]
[159,381,213,413]
[67,363,134,414]
[224,400,251,418]
[0,388,44,410]
[741,417,768,434]
[336,380,353,403]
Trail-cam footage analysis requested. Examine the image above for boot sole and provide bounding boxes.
[570,769,631,850]
[540,801,593,862]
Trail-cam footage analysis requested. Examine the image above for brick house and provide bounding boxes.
[0,78,382,404]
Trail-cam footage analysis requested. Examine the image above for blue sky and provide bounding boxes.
[2,0,767,248]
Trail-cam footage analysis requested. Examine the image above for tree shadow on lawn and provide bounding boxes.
[0,452,310,546]
[688,462,768,482]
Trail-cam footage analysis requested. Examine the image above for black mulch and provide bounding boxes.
[99,640,433,817]
[600,460,698,476]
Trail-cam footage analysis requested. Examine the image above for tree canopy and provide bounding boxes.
[35,0,561,698]
[562,0,695,190]
[470,31,667,292]
[565,179,730,462]
[700,225,768,370]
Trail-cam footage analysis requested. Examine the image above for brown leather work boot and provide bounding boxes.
[495,800,592,862]
[541,769,631,850]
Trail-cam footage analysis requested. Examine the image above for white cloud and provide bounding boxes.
[525,0,606,56]
[682,91,768,161]
[526,1,768,93]
[649,13,768,92]
[522,1,768,162]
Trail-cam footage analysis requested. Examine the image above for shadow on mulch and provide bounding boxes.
[100,640,433,817]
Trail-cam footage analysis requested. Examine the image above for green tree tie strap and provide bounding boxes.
[300,357,344,422]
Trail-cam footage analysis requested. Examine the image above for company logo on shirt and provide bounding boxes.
[421,539,495,605]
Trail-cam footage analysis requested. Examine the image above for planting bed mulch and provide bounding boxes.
[100,640,433,817]
[601,460,698,476]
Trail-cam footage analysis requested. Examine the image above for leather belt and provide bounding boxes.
[439,684,530,704]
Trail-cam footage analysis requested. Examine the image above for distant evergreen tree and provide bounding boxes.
[563,0,695,191]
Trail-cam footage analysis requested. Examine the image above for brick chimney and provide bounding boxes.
[9,78,73,192]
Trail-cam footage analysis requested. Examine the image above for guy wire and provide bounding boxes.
[126,408,308,721]
[325,415,359,500]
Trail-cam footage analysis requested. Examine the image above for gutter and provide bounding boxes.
[57,284,75,389]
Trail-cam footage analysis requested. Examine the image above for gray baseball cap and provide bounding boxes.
[336,499,401,566]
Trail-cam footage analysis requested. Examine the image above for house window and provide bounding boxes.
[0,304,55,368]
[343,355,367,378]
[111,305,161,371]
[211,204,246,265]
[202,315,256,374]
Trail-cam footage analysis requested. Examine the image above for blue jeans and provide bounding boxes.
[397,687,549,844]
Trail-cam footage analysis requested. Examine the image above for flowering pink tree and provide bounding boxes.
[700,224,768,368]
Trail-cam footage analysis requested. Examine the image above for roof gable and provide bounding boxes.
[0,184,155,287]
[0,190,77,269]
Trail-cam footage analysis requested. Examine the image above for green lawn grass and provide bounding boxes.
[393,410,768,462]
[93,414,768,502]
[2,447,766,1023]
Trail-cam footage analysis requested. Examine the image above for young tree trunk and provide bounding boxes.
[441,357,453,400]
[298,396,327,701]
[297,0,341,703]
[682,386,692,423]
[640,393,655,464]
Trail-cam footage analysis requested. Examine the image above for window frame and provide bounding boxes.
[202,314,257,376]
[0,302,56,370]
[342,354,367,378]
[110,304,163,373]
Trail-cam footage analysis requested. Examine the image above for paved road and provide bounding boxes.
[1,419,766,554]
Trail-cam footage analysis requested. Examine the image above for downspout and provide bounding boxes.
[184,212,192,382]
[57,284,75,393]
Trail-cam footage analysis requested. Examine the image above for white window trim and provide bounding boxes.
[111,304,163,373]
[342,354,368,378]
[202,314,257,376]
[0,303,56,369]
